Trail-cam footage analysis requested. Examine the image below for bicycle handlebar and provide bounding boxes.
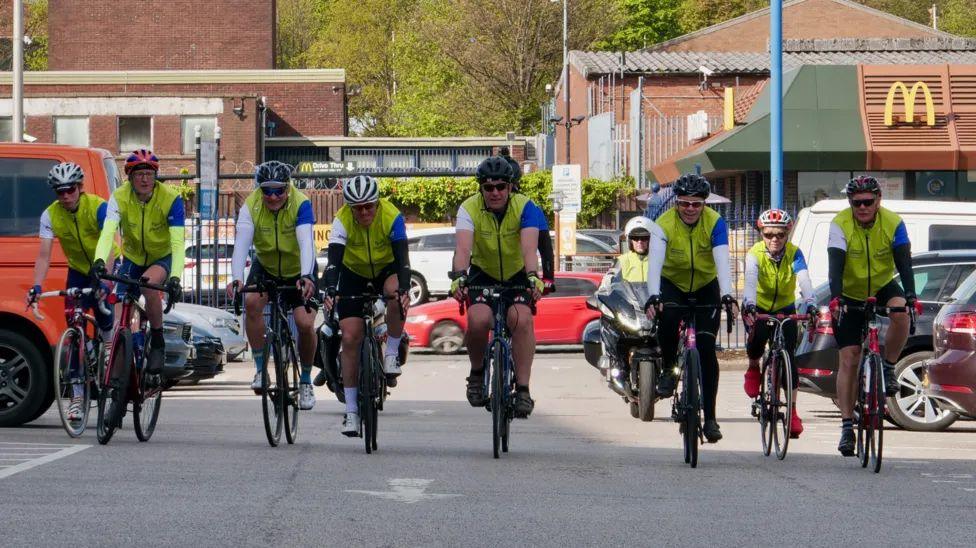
[457,284,536,317]
[233,281,313,316]
[841,298,918,336]
[29,287,111,321]
[754,312,815,343]
[658,301,736,334]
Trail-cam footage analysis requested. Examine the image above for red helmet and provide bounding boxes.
[757,208,794,231]
[124,149,160,175]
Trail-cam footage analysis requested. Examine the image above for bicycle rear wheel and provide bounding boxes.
[133,365,163,442]
[261,338,283,447]
[283,339,300,445]
[773,349,793,460]
[682,348,701,468]
[868,353,884,473]
[490,340,505,459]
[97,329,132,445]
[54,327,89,438]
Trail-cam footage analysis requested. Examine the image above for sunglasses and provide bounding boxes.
[630,235,650,242]
[850,198,876,208]
[351,202,376,213]
[676,199,704,209]
[763,231,787,240]
[54,186,78,196]
[481,182,509,193]
[261,186,287,197]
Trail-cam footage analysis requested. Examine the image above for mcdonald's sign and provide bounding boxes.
[883,81,935,127]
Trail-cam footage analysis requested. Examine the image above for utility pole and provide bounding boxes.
[562,0,570,163]
[770,0,783,209]
[930,4,938,30]
[12,0,24,143]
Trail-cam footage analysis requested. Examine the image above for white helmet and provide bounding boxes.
[624,216,653,238]
[342,175,379,205]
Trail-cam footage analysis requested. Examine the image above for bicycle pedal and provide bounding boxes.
[750,402,760,418]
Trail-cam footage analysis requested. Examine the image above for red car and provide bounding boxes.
[404,272,604,354]
[926,270,976,426]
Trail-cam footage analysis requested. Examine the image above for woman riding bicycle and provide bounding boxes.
[741,209,816,439]
[644,173,737,443]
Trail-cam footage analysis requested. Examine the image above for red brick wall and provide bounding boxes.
[48,0,277,70]
[25,116,52,142]
[661,0,941,53]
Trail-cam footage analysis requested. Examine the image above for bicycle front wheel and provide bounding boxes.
[682,348,701,468]
[868,353,884,473]
[283,339,300,445]
[489,340,506,459]
[773,349,793,460]
[54,327,89,438]
[359,335,380,454]
[133,366,163,442]
[97,329,132,445]
[759,351,773,457]
[262,339,284,447]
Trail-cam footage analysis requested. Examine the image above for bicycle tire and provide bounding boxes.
[359,335,379,454]
[759,351,773,457]
[774,349,792,461]
[869,353,884,473]
[54,327,88,438]
[262,338,283,447]
[283,338,300,445]
[683,348,701,468]
[500,343,511,454]
[637,357,657,422]
[857,353,870,468]
[97,330,131,445]
[490,340,504,459]
[133,365,163,442]
[369,336,381,452]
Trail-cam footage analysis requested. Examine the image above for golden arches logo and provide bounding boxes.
[884,81,935,127]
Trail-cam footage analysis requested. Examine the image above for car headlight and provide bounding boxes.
[406,314,430,324]
[207,317,237,329]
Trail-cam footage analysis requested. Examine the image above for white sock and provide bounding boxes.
[344,388,358,414]
[385,335,402,357]
[72,384,84,398]
[100,328,113,344]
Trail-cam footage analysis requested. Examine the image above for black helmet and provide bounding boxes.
[501,155,522,183]
[672,173,710,198]
[254,161,294,187]
[845,175,881,196]
[476,156,514,183]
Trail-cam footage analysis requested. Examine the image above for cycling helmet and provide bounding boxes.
[343,175,379,205]
[845,175,881,196]
[124,148,159,175]
[47,162,85,190]
[501,154,522,184]
[476,156,514,183]
[671,173,710,198]
[255,160,294,187]
[624,216,653,238]
[756,208,794,231]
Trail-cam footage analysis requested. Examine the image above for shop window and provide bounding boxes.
[797,172,849,207]
[119,117,152,152]
[54,117,90,147]
[855,171,905,200]
[181,116,217,154]
[0,117,12,141]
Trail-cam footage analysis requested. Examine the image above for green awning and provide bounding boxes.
[653,65,868,182]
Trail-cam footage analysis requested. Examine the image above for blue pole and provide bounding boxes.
[770,0,783,209]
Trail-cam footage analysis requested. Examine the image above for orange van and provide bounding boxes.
[0,143,121,426]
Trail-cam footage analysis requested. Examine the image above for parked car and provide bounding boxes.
[926,269,976,426]
[182,238,237,292]
[579,229,623,251]
[404,272,603,353]
[169,302,246,361]
[553,231,618,273]
[791,199,976,289]
[162,316,195,384]
[0,143,121,427]
[795,250,976,431]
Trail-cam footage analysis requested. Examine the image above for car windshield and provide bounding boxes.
[950,270,976,304]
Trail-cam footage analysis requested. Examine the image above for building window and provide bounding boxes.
[0,117,12,141]
[797,172,849,207]
[55,117,90,147]
[119,116,152,152]
[181,116,217,154]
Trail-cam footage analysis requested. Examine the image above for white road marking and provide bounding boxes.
[346,478,461,504]
[0,444,90,480]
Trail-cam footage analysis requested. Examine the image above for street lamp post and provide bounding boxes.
[549,115,586,163]
[549,192,564,270]
[12,0,24,143]
[551,0,570,163]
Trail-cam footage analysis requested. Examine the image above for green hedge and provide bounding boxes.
[378,171,634,227]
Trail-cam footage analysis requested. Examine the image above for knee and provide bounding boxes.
[889,312,909,329]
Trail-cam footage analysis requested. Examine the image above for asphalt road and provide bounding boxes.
[3,352,975,547]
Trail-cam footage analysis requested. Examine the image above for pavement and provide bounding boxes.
[2,351,975,547]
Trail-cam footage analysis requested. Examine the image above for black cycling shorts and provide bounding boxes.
[746,306,798,360]
[246,260,319,311]
[335,263,397,321]
[832,278,905,349]
[465,265,533,312]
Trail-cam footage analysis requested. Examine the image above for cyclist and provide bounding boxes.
[92,149,184,375]
[450,156,546,418]
[227,161,318,410]
[827,175,917,457]
[499,147,556,291]
[741,209,816,438]
[644,173,736,443]
[320,175,411,436]
[28,162,118,422]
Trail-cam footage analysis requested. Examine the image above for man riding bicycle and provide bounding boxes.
[644,173,736,443]
[92,149,184,375]
[450,156,546,418]
[28,162,119,422]
[499,147,556,292]
[227,161,318,410]
[827,175,917,456]
[741,209,816,439]
[320,175,411,436]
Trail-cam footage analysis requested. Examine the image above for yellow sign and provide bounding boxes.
[724,87,735,131]
[558,214,576,256]
[884,81,935,127]
[314,224,332,250]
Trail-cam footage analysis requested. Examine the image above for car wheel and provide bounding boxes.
[430,321,464,354]
[886,351,958,431]
[409,274,429,306]
[0,330,49,427]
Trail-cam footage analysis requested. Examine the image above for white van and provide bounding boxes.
[791,200,976,288]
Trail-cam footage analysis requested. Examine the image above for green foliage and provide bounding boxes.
[677,0,766,33]
[378,171,634,228]
[24,0,48,71]
[940,0,976,37]
[594,0,683,50]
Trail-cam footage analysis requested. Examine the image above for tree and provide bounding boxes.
[276,0,329,68]
[594,0,683,50]
[677,0,766,33]
[940,0,976,37]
